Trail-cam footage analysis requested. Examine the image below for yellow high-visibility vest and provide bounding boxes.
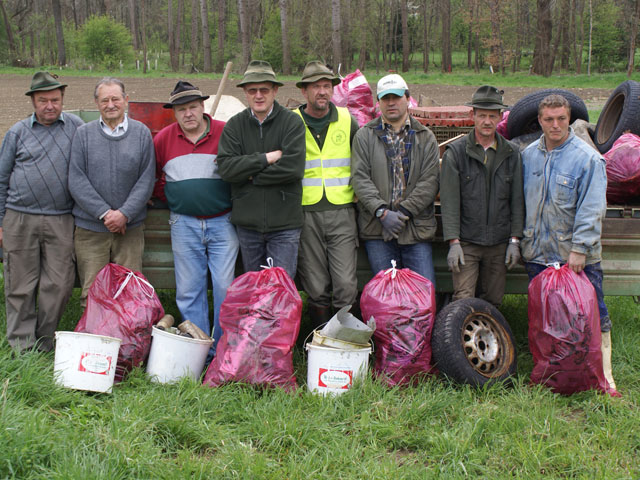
[296,106,354,206]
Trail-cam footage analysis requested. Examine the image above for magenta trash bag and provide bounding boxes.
[74,263,165,382]
[332,69,375,127]
[527,264,619,396]
[360,262,436,386]
[203,264,302,391]
[604,133,640,204]
[496,110,510,139]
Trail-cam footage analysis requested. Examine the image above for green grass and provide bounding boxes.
[1,64,637,91]
[1,267,639,478]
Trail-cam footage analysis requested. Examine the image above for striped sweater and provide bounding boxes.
[153,114,231,217]
[0,112,84,227]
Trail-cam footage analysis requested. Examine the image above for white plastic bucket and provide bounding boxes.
[54,331,121,394]
[146,326,213,383]
[305,343,371,396]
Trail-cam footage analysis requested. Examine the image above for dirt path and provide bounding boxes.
[0,73,613,137]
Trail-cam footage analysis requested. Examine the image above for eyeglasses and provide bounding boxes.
[245,87,273,96]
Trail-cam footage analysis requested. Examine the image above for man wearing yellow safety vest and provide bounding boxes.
[295,61,360,328]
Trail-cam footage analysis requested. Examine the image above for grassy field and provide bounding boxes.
[1,265,639,479]
[1,64,637,90]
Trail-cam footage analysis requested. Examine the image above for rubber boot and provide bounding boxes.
[601,330,616,390]
[308,304,333,331]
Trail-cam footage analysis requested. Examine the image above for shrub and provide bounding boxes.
[80,15,134,69]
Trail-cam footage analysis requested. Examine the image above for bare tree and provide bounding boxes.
[128,0,139,50]
[216,0,227,72]
[175,0,184,68]
[572,0,585,73]
[190,0,199,67]
[168,0,178,70]
[440,0,452,72]
[627,0,640,77]
[280,0,290,75]
[0,0,16,62]
[51,0,66,65]
[533,0,553,76]
[200,0,211,71]
[422,0,433,73]
[331,0,342,69]
[238,0,251,71]
[141,0,147,73]
[487,0,504,73]
[401,0,409,72]
[358,0,368,71]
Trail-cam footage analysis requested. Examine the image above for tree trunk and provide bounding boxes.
[175,0,183,69]
[199,0,211,72]
[440,0,452,72]
[331,0,342,69]
[51,0,66,65]
[401,0,409,72]
[488,0,504,73]
[358,0,367,71]
[191,0,199,67]
[533,0,552,76]
[216,0,227,72]
[573,0,585,74]
[238,0,251,71]
[168,0,178,71]
[467,0,473,69]
[627,0,640,77]
[0,0,16,61]
[141,0,147,73]
[128,0,139,50]
[280,0,290,75]
[587,0,592,75]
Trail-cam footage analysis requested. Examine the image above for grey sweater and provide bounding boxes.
[0,113,84,227]
[69,118,155,232]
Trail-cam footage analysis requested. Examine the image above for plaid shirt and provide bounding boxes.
[375,116,415,209]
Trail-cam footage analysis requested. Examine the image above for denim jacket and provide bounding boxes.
[521,129,607,265]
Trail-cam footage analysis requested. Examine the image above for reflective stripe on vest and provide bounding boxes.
[295,106,354,206]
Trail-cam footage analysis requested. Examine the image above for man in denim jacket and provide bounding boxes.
[521,94,615,389]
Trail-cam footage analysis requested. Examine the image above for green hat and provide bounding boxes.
[296,61,340,88]
[465,85,508,110]
[25,71,67,96]
[237,60,283,87]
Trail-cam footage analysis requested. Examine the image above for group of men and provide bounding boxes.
[0,64,615,388]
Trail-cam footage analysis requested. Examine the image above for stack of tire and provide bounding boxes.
[505,81,640,154]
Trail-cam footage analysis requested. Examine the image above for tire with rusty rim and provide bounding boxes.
[594,80,640,153]
[432,298,517,386]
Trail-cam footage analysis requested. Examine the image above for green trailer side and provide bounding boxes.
[141,207,640,297]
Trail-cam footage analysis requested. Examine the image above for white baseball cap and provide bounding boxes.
[376,74,408,99]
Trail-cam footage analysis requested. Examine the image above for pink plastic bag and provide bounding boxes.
[203,265,302,391]
[604,133,640,204]
[332,69,375,127]
[496,110,510,139]
[75,263,165,382]
[360,263,436,386]
[527,264,619,396]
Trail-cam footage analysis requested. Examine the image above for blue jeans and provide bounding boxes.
[364,239,436,287]
[170,212,239,356]
[525,262,611,332]
[235,226,302,279]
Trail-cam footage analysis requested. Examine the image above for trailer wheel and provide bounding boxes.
[506,89,589,139]
[432,298,517,387]
[594,80,640,154]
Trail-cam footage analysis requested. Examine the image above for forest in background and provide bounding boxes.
[0,0,639,77]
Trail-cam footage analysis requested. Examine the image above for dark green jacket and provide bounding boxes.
[217,101,306,233]
[440,130,524,245]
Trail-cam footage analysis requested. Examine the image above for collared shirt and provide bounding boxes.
[250,106,274,125]
[29,112,65,127]
[476,138,498,198]
[100,114,129,137]
[379,115,414,208]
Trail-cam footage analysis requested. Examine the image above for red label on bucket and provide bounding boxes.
[78,352,112,375]
[318,368,353,389]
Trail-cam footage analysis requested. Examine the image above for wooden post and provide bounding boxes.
[209,61,233,117]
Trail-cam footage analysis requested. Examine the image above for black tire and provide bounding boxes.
[432,298,517,387]
[506,89,589,139]
[594,80,640,154]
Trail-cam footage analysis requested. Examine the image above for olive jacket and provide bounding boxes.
[350,115,440,244]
